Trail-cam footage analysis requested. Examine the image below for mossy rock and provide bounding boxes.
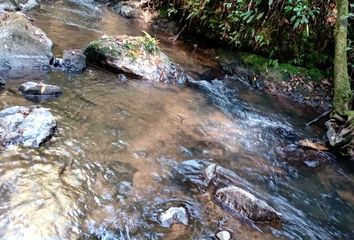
[84,34,191,84]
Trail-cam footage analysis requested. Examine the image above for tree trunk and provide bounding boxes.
[333,0,351,114]
[325,0,354,159]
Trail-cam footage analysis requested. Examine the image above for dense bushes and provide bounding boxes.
[155,0,352,71]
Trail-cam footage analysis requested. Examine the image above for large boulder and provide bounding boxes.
[0,12,53,69]
[0,106,56,147]
[84,35,191,84]
[173,160,282,223]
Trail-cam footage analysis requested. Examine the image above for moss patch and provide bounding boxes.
[240,53,326,82]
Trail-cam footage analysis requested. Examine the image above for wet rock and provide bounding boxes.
[173,160,246,190]
[0,106,56,147]
[117,74,128,82]
[113,1,141,19]
[0,0,38,12]
[0,0,19,12]
[216,230,231,240]
[84,35,192,84]
[173,160,282,223]
[19,0,39,12]
[303,160,320,168]
[18,82,62,96]
[215,186,282,222]
[0,12,53,69]
[0,77,5,88]
[159,207,189,227]
[51,49,86,72]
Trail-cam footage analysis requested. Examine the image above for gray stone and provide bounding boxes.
[0,12,53,69]
[174,160,282,223]
[159,207,189,227]
[113,1,140,19]
[215,185,282,222]
[19,0,39,12]
[0,106,56,147]
[51,49,86,72]
[84,35,192,84]
[18,82,62,96]
[0,0,38,12]
[216,230,231,240]
[0,0,19,12]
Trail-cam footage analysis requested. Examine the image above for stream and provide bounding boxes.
[0,0,354,239]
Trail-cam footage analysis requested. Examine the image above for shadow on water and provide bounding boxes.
[0,0,354,239]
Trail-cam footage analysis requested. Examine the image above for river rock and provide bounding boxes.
[19,82,62,96]
[0,106,56,147]
[159,207,189,227]
[51,49,86,72]
[84,35,191,84]
[0,0,19,12]
[0,0,38,12]
[19,0,39,12]
[113,1,141,19]
[216,230,231,240]
[0,12,53,69]
[215,185,281,222]
[173,160,247,190]
[173,160,282,223]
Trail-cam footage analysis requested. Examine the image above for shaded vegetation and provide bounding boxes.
[154,0,353,74]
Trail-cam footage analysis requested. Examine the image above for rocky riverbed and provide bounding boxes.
[0,0,353,239]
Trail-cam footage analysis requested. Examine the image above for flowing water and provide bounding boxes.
[0,0,354,239]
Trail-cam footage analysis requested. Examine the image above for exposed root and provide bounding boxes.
[306,108,332,126]
[325,114,354,158]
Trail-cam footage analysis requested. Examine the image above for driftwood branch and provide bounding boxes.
[306,108,332,126]
[168,25,186,42]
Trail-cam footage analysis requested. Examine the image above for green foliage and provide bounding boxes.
[142,31,159,54]
[155,0,333,67]
[241,53,325,80]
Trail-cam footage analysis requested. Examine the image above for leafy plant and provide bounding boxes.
[142,31,159,54]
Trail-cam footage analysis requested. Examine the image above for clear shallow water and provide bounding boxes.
[0,1,353,239]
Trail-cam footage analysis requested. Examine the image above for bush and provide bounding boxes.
[154,0,336,68]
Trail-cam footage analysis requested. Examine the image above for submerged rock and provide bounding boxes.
[215,185,281,222]
[51,49,86,72]
[19,82,62,96]
[0,12,53,69]
[159,207,189,227]
[173,160,282,223]
[84,35,191,84]
[0,106,56,147]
